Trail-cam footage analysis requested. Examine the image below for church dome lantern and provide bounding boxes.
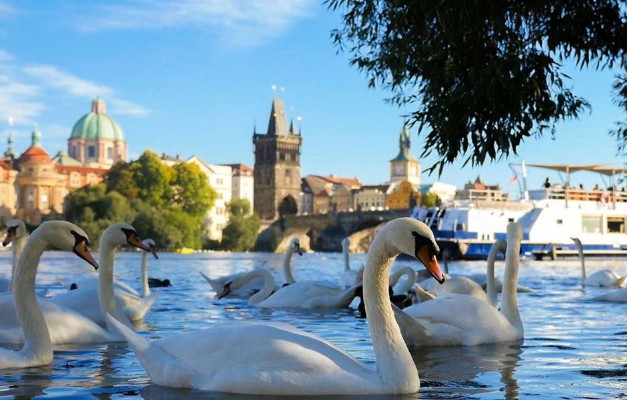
[70,97,124,141]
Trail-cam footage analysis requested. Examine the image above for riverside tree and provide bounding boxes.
[326,0,627,174]
[220,199,261,252]
[67,150,216,249]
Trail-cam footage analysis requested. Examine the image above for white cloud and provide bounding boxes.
[24,65,114,99]
[77,0,318,47]
[0,49,150,127]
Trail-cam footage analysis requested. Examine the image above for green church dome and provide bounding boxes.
[70,98,124,141]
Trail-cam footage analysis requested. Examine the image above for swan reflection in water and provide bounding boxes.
[413,341,522,399]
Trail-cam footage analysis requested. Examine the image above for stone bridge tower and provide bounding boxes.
[253,97,302,221]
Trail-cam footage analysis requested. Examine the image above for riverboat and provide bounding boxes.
[413,163,627,260]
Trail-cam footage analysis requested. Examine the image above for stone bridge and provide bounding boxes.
[254,210,409,253]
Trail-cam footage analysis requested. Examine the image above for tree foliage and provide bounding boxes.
[327,0,626,174]
[65,150,216,250]
[221,199,260,252]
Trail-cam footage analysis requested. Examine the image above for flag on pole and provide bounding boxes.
[510,174,518,183]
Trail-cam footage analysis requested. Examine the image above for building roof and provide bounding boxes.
[52,151,82,166]
[70,98,125,141]
[221,163,254,175]
[19,145,52,164]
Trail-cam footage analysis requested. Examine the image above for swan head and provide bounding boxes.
[386,218,445,284]
[38,220,99,270]
[142,238,159,259]
[102,222,152,253]
[2,218,27,246]
[290,238,303,255]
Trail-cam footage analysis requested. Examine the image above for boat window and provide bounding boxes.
[607,217,626,234]
[582,216,602,234]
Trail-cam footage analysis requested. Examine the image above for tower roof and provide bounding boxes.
[19,127,51,164]
[390,122,418,162]
[70,97,124,141]
[267,98,289,136]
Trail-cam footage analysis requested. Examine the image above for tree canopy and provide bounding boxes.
[327,0,626,174]
[67,150,216,249]
[220,199,260,252]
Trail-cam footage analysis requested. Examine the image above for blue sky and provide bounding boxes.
[0,0,624,196]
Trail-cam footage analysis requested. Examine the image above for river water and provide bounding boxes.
[0,250,625,399]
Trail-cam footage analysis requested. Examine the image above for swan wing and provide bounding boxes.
[257,282,343,308]
[401,295,521,346]
[584,269,622,287]
[591,287,627,303]
[0,299,114,345]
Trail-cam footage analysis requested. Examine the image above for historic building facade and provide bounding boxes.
[252,97,302,221]
[0,98,125,225]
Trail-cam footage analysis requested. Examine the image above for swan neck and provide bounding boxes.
[486,241,502,308]
[99,240,132,329]
[13,229,52,356]
[283,247,296,284]
[343,242,350,272]
[248,270,276,305]
[390,266,416,294]
[141,252,150,297]
[577,242,586,281]
[500,242,523,333]
[10,234,28,292]
[363,234,419,390]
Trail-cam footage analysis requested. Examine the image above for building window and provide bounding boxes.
[107,147,114,159]
[88,146,96,158]
[607,217,625,234]
[582,216,602,234]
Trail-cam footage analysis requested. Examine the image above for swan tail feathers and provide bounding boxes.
[199,271,221,292]
[616,275,627,288]
[105,313,197,387]
[128,292,160,321]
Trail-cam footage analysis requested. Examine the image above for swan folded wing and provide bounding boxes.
[403,295,521,346]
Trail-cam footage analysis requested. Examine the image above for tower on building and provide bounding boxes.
[252,97,302,220]
[67,97,128,168]
[389,121,420,186]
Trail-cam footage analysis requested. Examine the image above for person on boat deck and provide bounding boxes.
[578,183,584,190]
[593,183,600,191]
[543,177,551,188]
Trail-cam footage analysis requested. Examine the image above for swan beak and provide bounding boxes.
[2,231,15,247]
[416,246,445,284]
[73,242,99,270]
[150,245,159,259]
[217,283,232,299]
[128,235,152,253]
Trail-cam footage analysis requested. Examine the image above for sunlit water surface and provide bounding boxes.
[0,250,625,399]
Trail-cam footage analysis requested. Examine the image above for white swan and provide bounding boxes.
[218,268,360,309]
[573,237,626,288]
[339,237,359,288]
[105,217,445,395]
[591,287,627,303]
[0,219,29,292]
[200,237,302,297]
[49,223,155,326]
[139,239,164,297]
[394,222,524,347]
[390,266,418,295]
[0,220,101,369]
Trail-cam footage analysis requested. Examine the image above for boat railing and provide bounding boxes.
[529,188,627,203]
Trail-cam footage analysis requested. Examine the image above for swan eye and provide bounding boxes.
[6,226,17,235]
[70,230,89,247]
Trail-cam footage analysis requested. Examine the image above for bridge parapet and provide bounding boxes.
[255,210,409,253]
